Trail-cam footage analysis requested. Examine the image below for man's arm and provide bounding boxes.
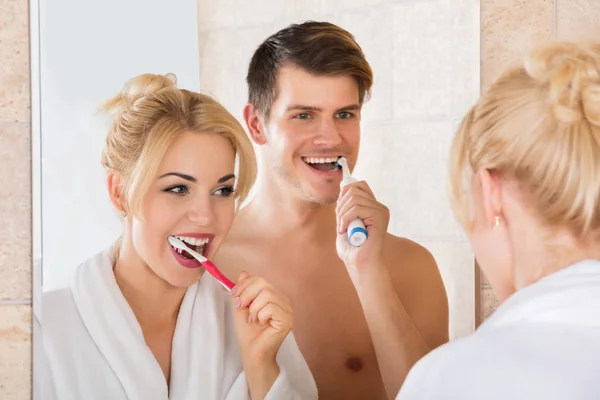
[353,237,449,399]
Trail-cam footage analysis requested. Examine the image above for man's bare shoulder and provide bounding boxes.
[383,233,450,349]
[384,235,436,267]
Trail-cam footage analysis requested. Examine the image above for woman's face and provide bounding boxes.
[129,131,237,288]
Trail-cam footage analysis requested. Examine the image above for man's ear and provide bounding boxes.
[243,104,268,145]
[107,172,127,216]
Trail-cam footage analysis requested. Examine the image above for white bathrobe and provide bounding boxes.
[396,259,600,400]
[38,246,318,400]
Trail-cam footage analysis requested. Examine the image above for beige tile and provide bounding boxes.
[0,305,32,399]
[420,241,475,340]
[354,120,467,239]
[0,0,30,123]
[327,6,394,122]
[197,0,236,31]
[393,0,480,118]
[225,1,287,30]
[282,1,327,21]
[197,0,323,31]
[481,287,500,321]
[0,126,31,300]
[556,0,600,41]
[319,0,391,18]
[481,0,554,91]
[199,25,280,123]
[480,271,493,288]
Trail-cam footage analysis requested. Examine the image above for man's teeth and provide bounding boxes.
[174,236,209,246]
[303,157,340,164]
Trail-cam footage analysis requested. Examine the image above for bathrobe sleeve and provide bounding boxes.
[395,339,476,400]
[265,333,318,399]
[265,369,315,399]
[34,308,58,400]
[223,332,318,399]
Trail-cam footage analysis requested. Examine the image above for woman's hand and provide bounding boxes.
[230,272,293,399]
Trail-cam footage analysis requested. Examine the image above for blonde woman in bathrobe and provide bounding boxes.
[39,73,317,400]
[396,41,600,400]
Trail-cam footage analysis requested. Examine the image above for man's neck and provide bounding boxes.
[240,174,338,241]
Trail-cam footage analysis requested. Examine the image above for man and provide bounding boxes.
[216,21,449,399]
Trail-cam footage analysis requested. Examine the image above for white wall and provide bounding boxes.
[197,0,480,340]
[38,0,201,291]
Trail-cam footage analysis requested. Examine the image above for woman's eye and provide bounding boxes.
[214,186,235,197]
[165,185,189,195]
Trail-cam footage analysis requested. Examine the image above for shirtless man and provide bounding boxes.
[216,21,449,399]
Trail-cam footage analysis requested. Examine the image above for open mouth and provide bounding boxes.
[302,156,342,173]
[170,235,210,260]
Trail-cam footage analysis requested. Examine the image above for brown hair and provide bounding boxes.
[450,41,600,241]
[100,73,257,217]
[246,21,373,117]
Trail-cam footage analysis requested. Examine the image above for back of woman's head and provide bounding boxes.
[450,41,600,241]
[100,73,256,216]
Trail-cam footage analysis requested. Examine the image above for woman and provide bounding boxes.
[40,73,317,399]
[397,42,600,399]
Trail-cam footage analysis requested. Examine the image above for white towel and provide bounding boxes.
[39,246,317,400]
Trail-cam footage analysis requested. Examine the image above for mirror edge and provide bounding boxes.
[29,0,42,397]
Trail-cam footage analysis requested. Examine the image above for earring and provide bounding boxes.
[493,216,501,228]
[120,209,127,217]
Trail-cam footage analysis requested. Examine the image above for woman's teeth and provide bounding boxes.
[171,236,209,258]
[174,236,209,246]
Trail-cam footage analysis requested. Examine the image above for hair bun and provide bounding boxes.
[100,73,178,115]
[524,42,600,126]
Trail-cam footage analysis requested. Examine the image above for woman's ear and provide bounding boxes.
[477,169,504,226]
[107,173,127,216]
[243,104,268,145]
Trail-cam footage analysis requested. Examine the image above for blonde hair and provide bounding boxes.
[450,42,600,241]
[100,73,256,216]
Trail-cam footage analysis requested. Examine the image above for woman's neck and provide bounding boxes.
[513,231,600,291]
[113,244,186,329]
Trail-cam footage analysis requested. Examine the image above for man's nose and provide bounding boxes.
[313,118,343,147]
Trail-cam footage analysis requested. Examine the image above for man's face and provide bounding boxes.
[261,66,361,204]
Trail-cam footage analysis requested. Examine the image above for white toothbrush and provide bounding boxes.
[336,157,368,247]
[168,236,235,291]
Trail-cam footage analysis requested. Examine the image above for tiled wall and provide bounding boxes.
[0,0,33,398]
[1,0,599,397]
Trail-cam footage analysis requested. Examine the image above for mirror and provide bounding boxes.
[32,0,480,397]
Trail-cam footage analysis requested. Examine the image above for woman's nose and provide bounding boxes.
[187,199,215,226]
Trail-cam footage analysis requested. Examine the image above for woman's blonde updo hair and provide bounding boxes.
[100,73,256,216]
[450,41,600,241]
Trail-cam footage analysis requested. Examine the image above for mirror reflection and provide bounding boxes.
[34,1,481,399]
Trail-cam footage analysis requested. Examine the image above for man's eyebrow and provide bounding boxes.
[285,105,323,112]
